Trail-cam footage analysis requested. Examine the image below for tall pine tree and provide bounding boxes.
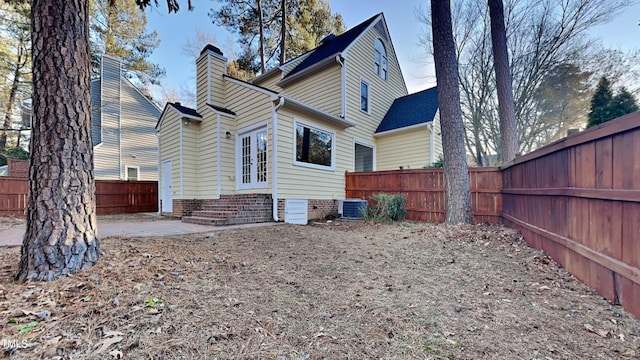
[90,0,165,88]
[588,76,638,128]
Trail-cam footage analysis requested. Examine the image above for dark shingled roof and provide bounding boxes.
[375,87,438,133]
[170,102,202,118]
[285,13,381,79]
[207,103,236,116]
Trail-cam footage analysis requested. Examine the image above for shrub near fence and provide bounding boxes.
[346,167,502,223]
[501,111,640,319]
[0,179,158,216]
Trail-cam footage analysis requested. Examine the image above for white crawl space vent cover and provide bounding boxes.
[284,199,308,224]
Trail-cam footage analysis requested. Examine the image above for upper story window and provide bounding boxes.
[360,79,369,113]
[374,39,388,80]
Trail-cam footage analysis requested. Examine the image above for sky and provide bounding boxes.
[145,1,639,101]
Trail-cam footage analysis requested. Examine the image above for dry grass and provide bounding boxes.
[0,221,638,359]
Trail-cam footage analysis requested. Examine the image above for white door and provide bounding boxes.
[237,127,268,189]
[161,159,172,212]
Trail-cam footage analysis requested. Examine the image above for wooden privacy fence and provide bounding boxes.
[345,167,502,223]
[501,111,640,319]
[0,179,158,216]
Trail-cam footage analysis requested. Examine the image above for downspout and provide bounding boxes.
[429,122,435,165]
[216,113,221,199]
[156,131,161,214]
[272,96,285,221]
[337,55,346,118]
[179,119,183,199]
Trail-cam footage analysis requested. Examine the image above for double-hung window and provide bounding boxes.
[360,80,369,113]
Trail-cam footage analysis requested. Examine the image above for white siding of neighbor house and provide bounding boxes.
[93,56,121,180]
[158,110,181,200]
[119,79,161,180]
[92,55,161,180]
[91,79,102,146]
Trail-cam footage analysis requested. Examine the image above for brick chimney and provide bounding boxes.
[195,44,227,111]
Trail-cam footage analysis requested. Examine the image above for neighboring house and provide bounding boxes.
[92,55,161,181]
[156,13,442,224]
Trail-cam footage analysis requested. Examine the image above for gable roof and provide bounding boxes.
[375,86,438,134]
[284,13,381,79]
[169,102,202,119]
[155,102,202,130]
[207,103,236,116]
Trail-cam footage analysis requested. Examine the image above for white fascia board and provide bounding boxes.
[373,122,429,138]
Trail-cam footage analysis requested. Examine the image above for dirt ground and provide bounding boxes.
[0,221,638,359]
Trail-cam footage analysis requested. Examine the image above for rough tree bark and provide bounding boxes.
[16,0,100,281]
[430,0,473,224]
[488,0,518,163]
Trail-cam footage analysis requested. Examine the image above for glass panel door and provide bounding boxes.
[237,127,268,189]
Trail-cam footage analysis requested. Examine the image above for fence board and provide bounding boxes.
[345,168,502,223]
[502,111,640,319]
[0,179,157,216]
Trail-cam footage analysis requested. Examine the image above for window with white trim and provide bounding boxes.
[126,166,139,180]
[374,39,388,80]
[360,80,369,113]
[294,121,334,170]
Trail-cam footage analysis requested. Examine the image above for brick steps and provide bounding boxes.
[181,194,272,226]
[182,216,229,226]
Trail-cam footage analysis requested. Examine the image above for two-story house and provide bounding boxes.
[156,13,442,224]
[92,55,162,181]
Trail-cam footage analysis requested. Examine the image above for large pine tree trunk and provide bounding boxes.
[488,0,518,163]
[430,0,473,224]
[16,0,100,281]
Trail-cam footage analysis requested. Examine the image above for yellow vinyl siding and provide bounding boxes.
[158,110,181,200]
[275,110,349,199]
[181,120,199,198]
[376,127,431,170]
[222,81,274,195]
[196,56,208,110]
[253,70,282,92]
[196,107,218,199]
[280,65,342,115]
[344,26,407,144]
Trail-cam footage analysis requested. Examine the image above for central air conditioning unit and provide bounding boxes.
[339,199,368,219]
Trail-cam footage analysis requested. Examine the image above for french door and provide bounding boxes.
[237,126,268,189]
